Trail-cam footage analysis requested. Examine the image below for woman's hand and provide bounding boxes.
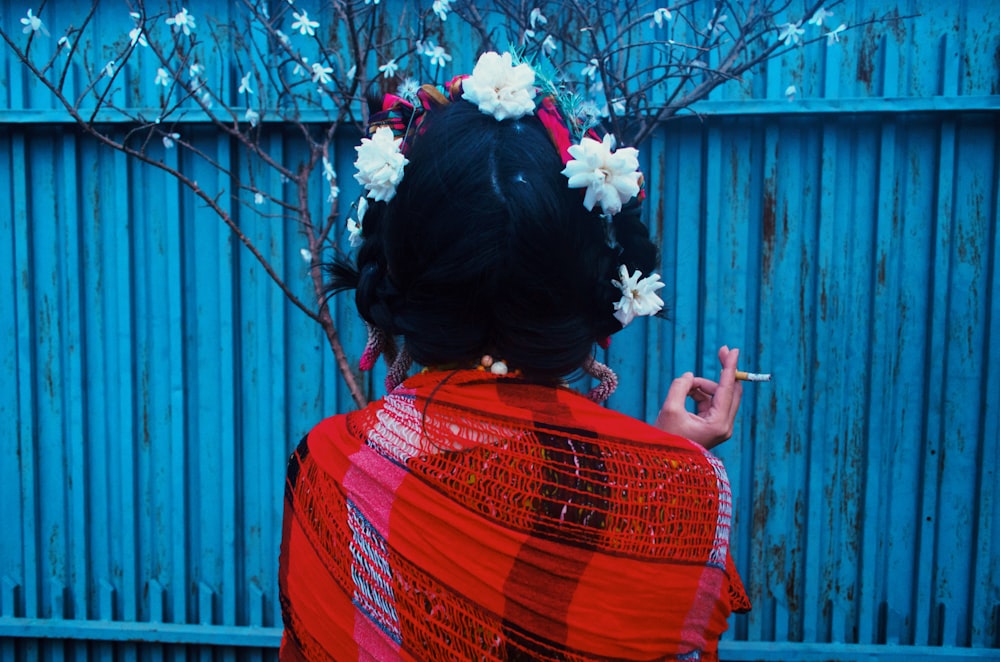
[654,345,743,450]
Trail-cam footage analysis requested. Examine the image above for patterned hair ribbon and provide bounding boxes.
[364,77,467,153]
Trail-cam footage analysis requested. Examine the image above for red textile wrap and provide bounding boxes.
[280,370,749,661]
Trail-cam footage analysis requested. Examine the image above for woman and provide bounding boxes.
[279,52,750,661]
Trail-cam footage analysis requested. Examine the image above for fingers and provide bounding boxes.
[654,345,745,449]
[688,377,717,414]
[662,371,695,415]
[718,345,744,422]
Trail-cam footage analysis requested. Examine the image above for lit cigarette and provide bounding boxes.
[735,370,771,382]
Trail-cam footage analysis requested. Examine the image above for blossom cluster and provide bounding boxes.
[612,266,665,327]
[561,135,641,217]
[353,127,408,203]
[778,6,847,47]
[460,51,537,121]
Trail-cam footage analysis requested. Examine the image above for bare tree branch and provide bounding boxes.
[2,0,913,410]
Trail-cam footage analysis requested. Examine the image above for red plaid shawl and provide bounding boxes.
[279,370,750,661]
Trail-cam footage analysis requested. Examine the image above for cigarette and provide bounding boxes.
[735,370,771,382]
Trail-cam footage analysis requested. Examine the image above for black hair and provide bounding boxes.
[328,99,659,380]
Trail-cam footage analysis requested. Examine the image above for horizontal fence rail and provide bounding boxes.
[0,95,997,125]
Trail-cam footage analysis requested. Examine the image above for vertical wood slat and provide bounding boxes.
[11,129,39,627]
[157,146,188,637]
[802,116,838,645]
[0,130,24,625]
[216,122,240,648]
[34,131,67,626]
[916,122,956,650]
[971,126,1000,648]
[858,31,900,646]
[58,129,88,625]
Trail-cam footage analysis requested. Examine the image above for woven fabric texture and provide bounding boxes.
[279,370,750,661]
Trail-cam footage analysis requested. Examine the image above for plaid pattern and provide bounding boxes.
[280,370,749,661]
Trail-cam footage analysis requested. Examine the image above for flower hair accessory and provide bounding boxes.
[349,50,658,339]
[347,196,367,247]
[612,265,664,326]
[561,134,642,217]
[353,126,408,202]
[460,51,537,121]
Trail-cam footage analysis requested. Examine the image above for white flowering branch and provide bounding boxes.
[453,0,912,146]
[2,0,912,407]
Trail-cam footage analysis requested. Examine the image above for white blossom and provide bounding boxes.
[826,23,847,45]
[254,192,265,205]
[311,62,333,84]
[347,217,363,247]
[346,65,357,81]
[353,126,408,202]
[433,0,451,21]
[706,9,727,36]
[347,196,367,247]
[245,108,260,127]
[189,62,205,79]
[166,8,196,36]
[426,44,452,69]
[651,8,671,28]
[575,99,604,123]
[300,248,312,262]
[238,71,254,95]
[293,57,309,77]
[581,59,599,80]
[20,9,44,35]
[778,21,805,46]
[542,35,558,54]
[612,266,665,327]
[103,60,116,78]
[154,67,170,87]
[163,132,180,149]
[784,84,797,100]
[608,97,627,116]
[57,35,71,52]
[808,7,835,27]
[322,156,336,182]
[291,10,319,36]
[561,134,641,216]
[529,8,547,29]
[378,59,399,79]
[129,26,148,48]
[275,30,290,46]
[461,51,536,121]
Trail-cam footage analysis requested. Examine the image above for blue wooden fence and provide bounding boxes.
[1,0,998,659]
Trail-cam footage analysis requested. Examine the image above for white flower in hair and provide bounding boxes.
[612,265,664,327]
[347,196,367,247]
[561,134,641,216]
[353,127,408,202]
[347,218,363,247]
[461,51,537,121]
